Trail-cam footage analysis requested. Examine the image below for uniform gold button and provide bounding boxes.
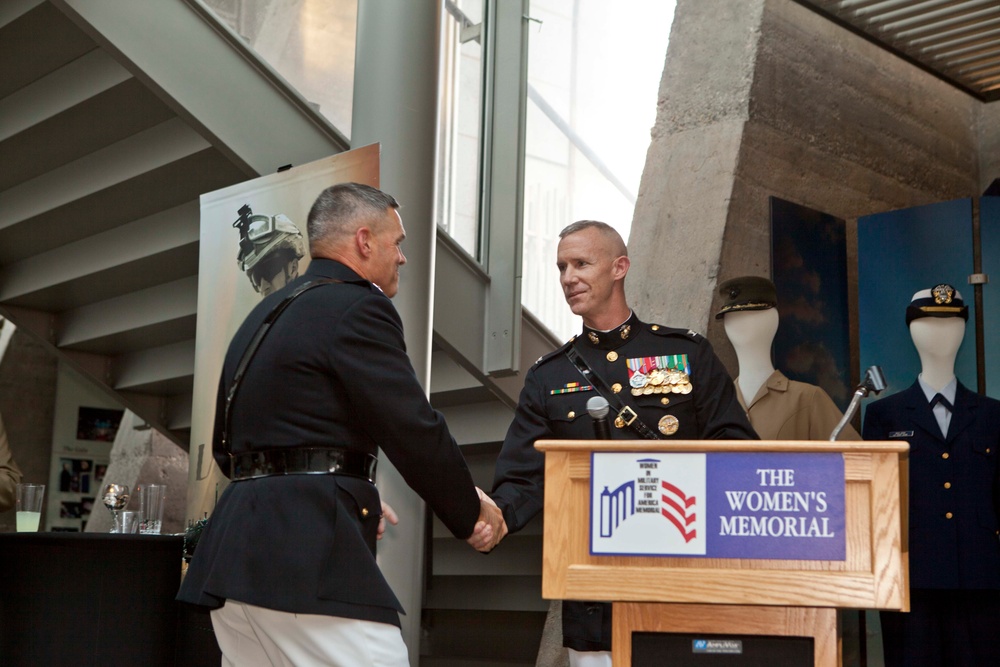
[942,452,949,459]
[568,411,576,419]
[607,351,618,362]
[944,482,951,489]
[361,508,369,518]
[612,383,622,394]
[988,448,992,454]
[945,512,953,519]
[661,397,670,405]
[614,416,625,429]
[651,325,659,331]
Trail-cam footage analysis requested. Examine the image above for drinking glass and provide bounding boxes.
[137,484,167,535]
[102,483,130,533]
[120,510,142,534]
[16,483,45,532]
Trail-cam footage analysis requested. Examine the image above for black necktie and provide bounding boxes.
[930,393,953,411]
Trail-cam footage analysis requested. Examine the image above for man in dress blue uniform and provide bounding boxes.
[178,183,503,666]
[489,220,758,666]
[862,284,1000,666]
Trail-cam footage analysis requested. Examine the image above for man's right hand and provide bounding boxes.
[466,487,508,553]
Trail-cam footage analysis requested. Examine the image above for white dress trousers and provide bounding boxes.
[211,599,409,667]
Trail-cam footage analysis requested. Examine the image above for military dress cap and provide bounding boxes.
[715,276,778,319]
[906,283,969,325]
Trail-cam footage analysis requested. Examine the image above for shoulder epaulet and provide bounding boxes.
[648,324,703,340]
[532,336,575,367]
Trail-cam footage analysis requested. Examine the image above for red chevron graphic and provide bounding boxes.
[661,480,697,542]
[662,481,696,507]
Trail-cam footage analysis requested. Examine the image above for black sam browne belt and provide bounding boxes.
[230,447,377,483]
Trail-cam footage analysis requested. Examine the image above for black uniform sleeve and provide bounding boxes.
[490,367,551,534]
[691,336,759,440]
[332,292,481,540]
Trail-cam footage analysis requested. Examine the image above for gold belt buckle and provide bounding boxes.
[618,406,638,426]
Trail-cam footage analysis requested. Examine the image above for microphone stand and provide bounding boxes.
[829,365,887,441]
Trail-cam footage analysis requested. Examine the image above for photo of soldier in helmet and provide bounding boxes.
[233,204,305,297]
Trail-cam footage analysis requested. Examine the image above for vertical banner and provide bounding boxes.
[981,196,1000,399]
[186,145,380,519]
[857,199,975,407]
[770,197,853,411]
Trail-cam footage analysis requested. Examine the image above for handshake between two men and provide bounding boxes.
[377,488,506,553]
[468,487,508,553]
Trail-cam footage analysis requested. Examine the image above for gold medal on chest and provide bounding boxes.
[658,414,679,436]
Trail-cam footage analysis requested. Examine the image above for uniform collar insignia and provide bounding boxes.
[581,312,640,351]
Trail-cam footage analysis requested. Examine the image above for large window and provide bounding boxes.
[201,0,673,353]
[203,0,358,137]
[522,1,675,340]
[437,0,486,259]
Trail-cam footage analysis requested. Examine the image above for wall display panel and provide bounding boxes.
[982,196,1000,398]
[770,197,853,411]
[188,145,380,516]
[857,199,976,408]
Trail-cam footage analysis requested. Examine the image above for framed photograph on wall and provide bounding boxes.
[76,407,125,442]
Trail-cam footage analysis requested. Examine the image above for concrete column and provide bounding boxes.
[630,0,982,373]
[352,1,441,662]
[627,0,766,338]
[980,103,1000,194]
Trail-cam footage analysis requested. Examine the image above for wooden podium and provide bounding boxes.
[535,440,909,666]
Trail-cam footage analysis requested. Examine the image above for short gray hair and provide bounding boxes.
[559,220,627,257]
[307,182,399,250]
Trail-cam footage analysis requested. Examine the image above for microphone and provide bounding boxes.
[586,395,613,440]
[830,365,887,441]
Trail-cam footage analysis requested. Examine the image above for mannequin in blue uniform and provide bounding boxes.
[862,284,1000,666]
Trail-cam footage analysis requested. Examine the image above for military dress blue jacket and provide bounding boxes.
[177,259,481,625]
[862,380,1000,590]
[490,312,758,651]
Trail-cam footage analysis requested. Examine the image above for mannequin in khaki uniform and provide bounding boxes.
[717,276,859,441]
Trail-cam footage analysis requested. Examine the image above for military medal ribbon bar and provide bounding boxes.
[550,382,594,395]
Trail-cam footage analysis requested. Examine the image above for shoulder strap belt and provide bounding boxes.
[222,278,342,455]
[565,346,662,440]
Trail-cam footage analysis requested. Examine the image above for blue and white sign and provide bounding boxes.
[590,452,846,560]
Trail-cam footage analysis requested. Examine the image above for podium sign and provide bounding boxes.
[537,440,908,666]
[591,452,846,560]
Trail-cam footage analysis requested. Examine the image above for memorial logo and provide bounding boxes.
[590,452,846,560]
[591,453,707,555]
